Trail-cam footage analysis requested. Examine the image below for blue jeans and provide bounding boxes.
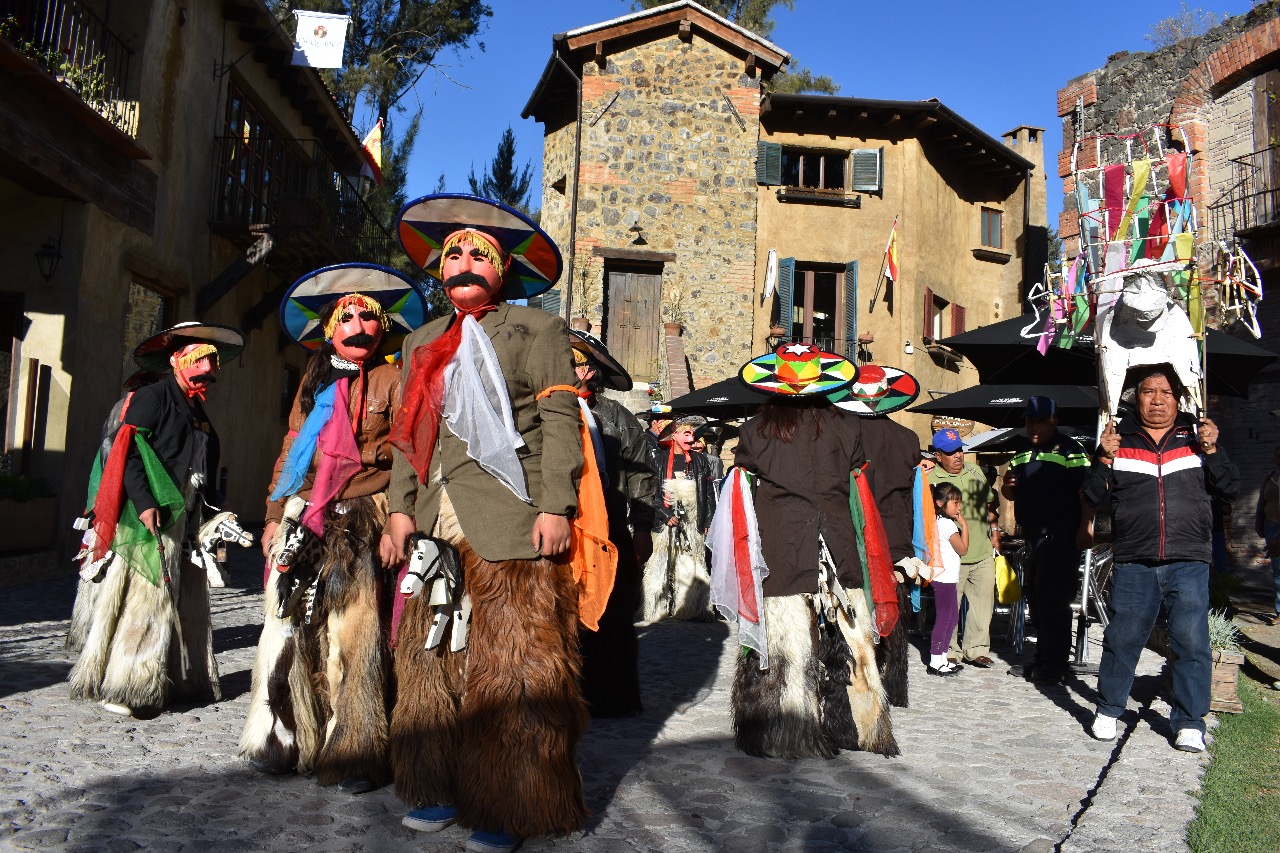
[1096,561,1211,734]
[1264,521,1280,615]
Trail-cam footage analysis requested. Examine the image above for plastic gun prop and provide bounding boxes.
[190,509,253,588]
[399,534,469,653]
[73,514,114,582]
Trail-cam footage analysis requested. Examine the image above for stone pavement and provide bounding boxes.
[0,551,1209,853]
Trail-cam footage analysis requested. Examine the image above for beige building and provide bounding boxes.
[0,0,392,565]
[524,0,1047,441]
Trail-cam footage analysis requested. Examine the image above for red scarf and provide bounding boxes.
[662,442,690,507]
[854,468,899,637]
[389,304,496,482]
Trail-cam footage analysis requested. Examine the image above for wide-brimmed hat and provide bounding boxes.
[569,330,632,391]
[827,363,920,417]
[134,322,246,373]
[739,342,858,397]
[396,194,562,299]
[280,263,428,354]
[657,415,707,441]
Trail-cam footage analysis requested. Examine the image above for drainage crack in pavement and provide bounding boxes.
[1053,699,1149,853]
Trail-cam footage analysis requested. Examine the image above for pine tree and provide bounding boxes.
[467,127,535,213]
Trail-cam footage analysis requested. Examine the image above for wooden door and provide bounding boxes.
[605,266,662,381]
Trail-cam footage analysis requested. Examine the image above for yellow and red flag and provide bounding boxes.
[885,218,900,281]
[360,118,383,185]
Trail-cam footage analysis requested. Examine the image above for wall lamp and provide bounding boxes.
[903,340,914,355]
[35,237,62,282]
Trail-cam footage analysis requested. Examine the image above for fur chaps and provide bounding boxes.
[67,513,220,709]
[640,478,709,622]
[874,584,911,708]
[391,535,588,837]
[239,495,391,786]
[733,592,898,759]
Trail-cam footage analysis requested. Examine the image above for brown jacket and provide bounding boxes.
[734,407,865,597]
[387,303,582,562]
[264,361,401,524]
[859,417,920,563]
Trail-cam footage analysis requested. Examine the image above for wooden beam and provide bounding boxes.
[886,113,901,125]
[562,7,788,68]
[914,114,938,130]
[745,53,757,75]
[594,41,605,69]
[591,246,677,263]
[679,19,692,42]
[858,110,868,120]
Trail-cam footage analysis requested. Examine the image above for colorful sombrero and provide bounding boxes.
[570,330,632,391]
[280,263,428,354]
[828,364,920,417]
[396,194,562,299]
[134,322,246,373]
[739,343,859,397]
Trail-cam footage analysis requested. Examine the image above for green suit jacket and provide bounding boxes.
[388,302,583,562]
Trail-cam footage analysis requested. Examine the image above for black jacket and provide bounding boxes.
[121,375,219,514]
[1081,412,1237,565]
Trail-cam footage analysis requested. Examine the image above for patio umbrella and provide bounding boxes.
[963,425,1095,453]
[664,376,768,418]
[909,384,1099,430]
[939,316,1278,397]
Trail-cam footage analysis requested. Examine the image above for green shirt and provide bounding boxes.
[929,462,997,564]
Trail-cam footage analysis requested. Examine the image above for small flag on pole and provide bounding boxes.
[885,219,900,281]
[360,119,383,186]
[291,10,350,69]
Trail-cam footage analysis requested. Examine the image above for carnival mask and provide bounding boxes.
[327,294,387,363]
[170,342,218,395]
[441,232,506,311]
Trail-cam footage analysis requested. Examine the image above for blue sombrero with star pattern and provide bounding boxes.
[280,263,428,353]
[396,193,562,299]
[739,343,859,396]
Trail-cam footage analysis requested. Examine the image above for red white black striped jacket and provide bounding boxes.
[1081,412,1238,565]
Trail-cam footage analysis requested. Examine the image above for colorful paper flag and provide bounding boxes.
[360,118,383,186]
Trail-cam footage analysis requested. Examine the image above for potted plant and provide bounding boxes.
[0,471,58,552]
[1208,608,1245,714]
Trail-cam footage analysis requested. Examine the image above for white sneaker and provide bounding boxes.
[1090,712,1117,741]
[100,701,133,717]
[1174,728,1206,753]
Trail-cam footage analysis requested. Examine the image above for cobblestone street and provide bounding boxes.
[1,550,1211,852]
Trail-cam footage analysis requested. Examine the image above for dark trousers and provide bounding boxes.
[1028,523,1081,673]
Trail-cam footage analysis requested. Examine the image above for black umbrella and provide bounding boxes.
[664,376,768,418]
[909,384,1099,430]
[939,316,1278,397]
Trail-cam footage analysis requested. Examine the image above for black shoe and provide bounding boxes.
[1008,664,1065,684]
[926,664,962,676]
[338,777,376,795]
[965,656,994,669]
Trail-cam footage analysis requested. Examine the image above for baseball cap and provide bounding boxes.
[1025,396,1056,419]
[931,428,964,453]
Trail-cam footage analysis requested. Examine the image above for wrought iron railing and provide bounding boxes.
[1209,145,1280,239]
[211,135,394,266]
[774,334,860,360]
[0,0,138,136]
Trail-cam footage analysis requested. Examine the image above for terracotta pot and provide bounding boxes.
[768,325,787,338]
[663,321,683,336]
[569,317,591,332]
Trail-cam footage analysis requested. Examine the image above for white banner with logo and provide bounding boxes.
[291,10,350,69]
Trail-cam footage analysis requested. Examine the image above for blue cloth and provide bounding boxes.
[270,381,338,502]
[911,466,930,564]
[1097,560,1211,733]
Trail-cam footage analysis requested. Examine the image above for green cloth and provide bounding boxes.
[85,428,185,586]
[848,471,874,627]
[928,462,996,565]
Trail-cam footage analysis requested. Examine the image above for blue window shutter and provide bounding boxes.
[756,141,782,185]
[777,256,795,336]
[851,148,882,192]
[844,260,858,359]
[533,287,561,315]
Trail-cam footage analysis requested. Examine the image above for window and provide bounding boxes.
[214,81,305,226]
[981,208,1003,249]
[779,148,847,191]
[756,143,883,193]
[922,288,949,342]
[775,259,857,357]
[951,303,966,336]
[121,282,175,383]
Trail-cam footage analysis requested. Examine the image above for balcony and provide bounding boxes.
[0,0,138,138]
[210,135,395,278]
[1209,145,1280,240]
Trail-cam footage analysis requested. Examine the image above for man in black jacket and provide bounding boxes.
[1082,365,1238,753]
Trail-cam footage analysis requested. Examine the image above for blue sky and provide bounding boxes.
[392,0,1254,231]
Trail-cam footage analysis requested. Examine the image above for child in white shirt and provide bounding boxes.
[929,483,969,675]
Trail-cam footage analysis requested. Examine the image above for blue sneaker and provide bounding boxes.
[466,829,521,852]
[402,804,457,832]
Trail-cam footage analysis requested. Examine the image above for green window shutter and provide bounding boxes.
[843,260,858,359]
[851,148,882,192]
[776,256,795,336]
[532,287,561,316]
[756,141,782,185]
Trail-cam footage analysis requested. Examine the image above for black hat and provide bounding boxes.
[657,415,707,442]
[133,322,246,373]
[569,330,633,391]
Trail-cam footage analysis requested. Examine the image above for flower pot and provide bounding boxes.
[663,321,682,336]
[569,317,591,332]
[0,497,58,552]
[1210,649,1245,713]
[768,325,787,338]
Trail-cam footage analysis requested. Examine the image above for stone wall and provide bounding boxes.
[565,32,762,388]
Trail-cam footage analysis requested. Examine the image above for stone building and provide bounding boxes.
[523,0,1046,441]
[1056,1,1280,570]
[0,0,392,570]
